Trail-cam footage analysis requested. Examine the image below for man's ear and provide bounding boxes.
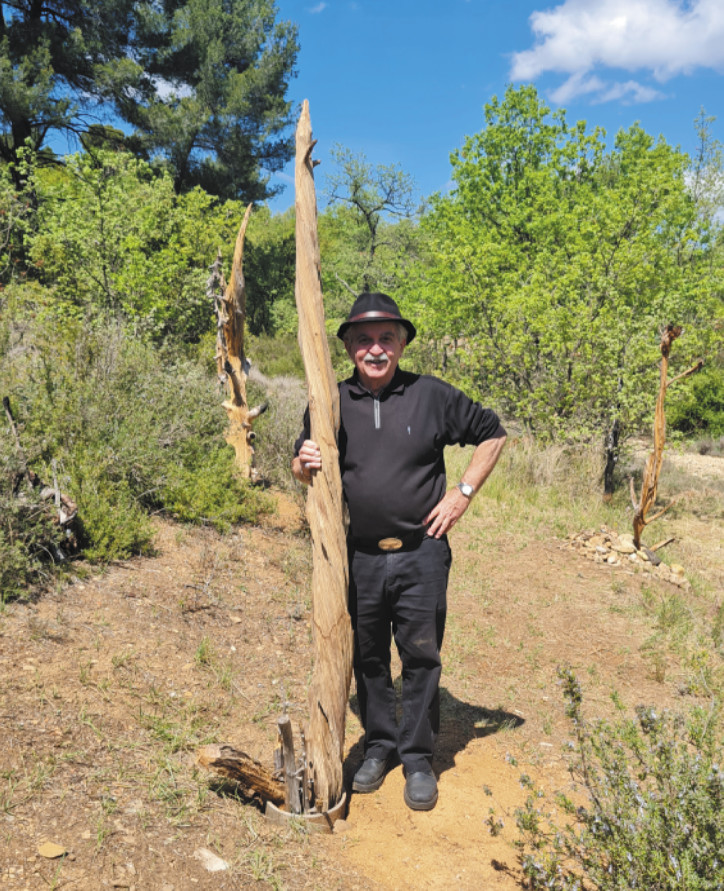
[344,340,355,361]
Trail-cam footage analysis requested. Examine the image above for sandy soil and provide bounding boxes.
[1,451,721,890]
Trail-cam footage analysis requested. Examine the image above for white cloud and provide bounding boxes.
[308,2,327,12]
[511,0,724,103]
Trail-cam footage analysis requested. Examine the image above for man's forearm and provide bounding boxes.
[459,431,507,495]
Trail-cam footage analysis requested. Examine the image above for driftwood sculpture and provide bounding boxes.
[294,100,353,812]
[209,204,268,480]
[630,325,703,549]
[196,103,352,828]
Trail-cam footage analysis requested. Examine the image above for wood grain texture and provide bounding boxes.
[294,100,353,810]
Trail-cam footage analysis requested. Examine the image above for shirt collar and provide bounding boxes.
[347,366,407,399]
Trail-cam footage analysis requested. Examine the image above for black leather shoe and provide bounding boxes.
[404,771,438,810]
[352,757,389,793]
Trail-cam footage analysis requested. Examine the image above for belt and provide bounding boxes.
[349,528,426,554]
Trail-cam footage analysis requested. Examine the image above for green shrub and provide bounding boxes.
[67,451,155,562]
[668,365,724,438]
[514,668,724,890]
[1,313,272,571]
[0,454,70,601]
[160,446,271,531]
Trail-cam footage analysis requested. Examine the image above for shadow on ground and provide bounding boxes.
[343,685,525,786]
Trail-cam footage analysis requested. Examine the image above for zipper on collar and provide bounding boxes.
[374,397,381,429]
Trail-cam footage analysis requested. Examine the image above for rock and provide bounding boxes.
[38,842,67,859]
[670,564,686,577]
[607,555,619,565]
[595,546,608,555]
[612,540,636,554]
[193,848,228,873]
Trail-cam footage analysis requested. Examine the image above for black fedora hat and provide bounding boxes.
[336,292,416,344]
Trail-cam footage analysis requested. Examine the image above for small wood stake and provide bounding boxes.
[277,715,301,814]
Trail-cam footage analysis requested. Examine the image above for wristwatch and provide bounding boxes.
[456,482,474,498]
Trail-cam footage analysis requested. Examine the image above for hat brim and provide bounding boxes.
[336,313,416,344]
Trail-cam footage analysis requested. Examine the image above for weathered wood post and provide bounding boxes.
[630,325,703,549]
[295,100,353,811]
[210,204,268,479]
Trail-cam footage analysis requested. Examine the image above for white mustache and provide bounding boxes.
[363,353,389,365]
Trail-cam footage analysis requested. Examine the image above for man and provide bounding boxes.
[292,292,506,811]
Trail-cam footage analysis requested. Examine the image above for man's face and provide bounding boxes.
[345,321,406,392]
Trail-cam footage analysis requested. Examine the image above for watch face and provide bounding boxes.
[458,482,474,497]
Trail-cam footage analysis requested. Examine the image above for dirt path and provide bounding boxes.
[1,453,721,889]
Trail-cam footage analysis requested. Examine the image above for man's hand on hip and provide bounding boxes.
[424,488,470,538]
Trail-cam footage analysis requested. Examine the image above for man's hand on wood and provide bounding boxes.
[293,439,322,484]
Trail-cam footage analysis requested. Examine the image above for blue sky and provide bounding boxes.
[266,0,724,213]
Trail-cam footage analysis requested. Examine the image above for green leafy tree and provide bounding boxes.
[244,205,296,335]
[28,148,245,340]
[0,0,298,201]
[419,86,722,487]
[122,0,299,200]
[321,145,423,323]
[0,0,137,176]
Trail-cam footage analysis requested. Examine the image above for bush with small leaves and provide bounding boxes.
[514,667,724,890]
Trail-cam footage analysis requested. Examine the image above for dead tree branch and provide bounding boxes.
[630,325,703,550]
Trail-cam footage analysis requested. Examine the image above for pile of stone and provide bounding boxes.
[561,526,690,589]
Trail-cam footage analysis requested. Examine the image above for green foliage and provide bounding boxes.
[0,0,136,169]
[0,152,37,283]
[320,145,423,327]
[1,309,271,569]
[0,0,298,202]
[126,0,299,201]
[69,456,155,563]
[668,365,724,437]
[418,85,722,444]
[515,668,724,890]
[247,333,304,378]
[0,459,69,601]
[160,445,269,531]
[244,207,296,336]
[28,150,245,340]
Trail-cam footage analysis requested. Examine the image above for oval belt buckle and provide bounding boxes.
[378,537,403,551]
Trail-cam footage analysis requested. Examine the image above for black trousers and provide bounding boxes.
[348,535,451,774]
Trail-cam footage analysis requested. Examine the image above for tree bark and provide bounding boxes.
[295,100,353,811]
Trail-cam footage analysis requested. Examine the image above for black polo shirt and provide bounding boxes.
[295,368,504,541]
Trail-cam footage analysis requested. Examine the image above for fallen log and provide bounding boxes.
[196,745,285,805]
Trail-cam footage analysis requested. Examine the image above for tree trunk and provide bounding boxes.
[603,417,620,500]
[295,100,353,811]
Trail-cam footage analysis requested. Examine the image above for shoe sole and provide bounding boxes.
[403,787,438,811]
